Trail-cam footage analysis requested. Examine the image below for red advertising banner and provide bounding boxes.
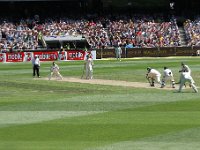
[58,51,67,61]
[33,51,58,61]
[23,52,33,62]
[67,50,86,60]
[0,53,5,62]
[0,50,96,63]
[6,52,24,62]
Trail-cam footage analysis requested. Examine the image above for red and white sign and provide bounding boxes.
[67,50,86,60]
[23,52,33,62]
[58,51,67,61]
[0,50,96,63]
[6,52,24,62]
[33,51,58,61]
[0,53,6,62]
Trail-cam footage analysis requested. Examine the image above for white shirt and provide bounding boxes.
[33,57,40,66]
[163,68,173,77]
[180,65,191,74]
[86,58,93,71]
[51,64,59,72]
[181,72,194,84]
[147,69,161,78]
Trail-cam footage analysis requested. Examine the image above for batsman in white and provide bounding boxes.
[177,62,191,86]
[48,62,63,80]
[178,71,198,93]
[146,67,161,87]
[179,62,191,74]
[84,54,94,79]
[161,67,175,88]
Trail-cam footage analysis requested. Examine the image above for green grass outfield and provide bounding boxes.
[0,57,200,150]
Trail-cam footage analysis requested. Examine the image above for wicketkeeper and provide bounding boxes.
[48,62,63,80]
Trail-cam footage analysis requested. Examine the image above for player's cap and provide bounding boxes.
[181,62,184,65]
[164,66,167,70]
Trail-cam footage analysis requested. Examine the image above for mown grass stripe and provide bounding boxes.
[0,111,105,126]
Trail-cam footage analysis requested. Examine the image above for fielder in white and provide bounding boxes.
[178,71,198,93]
[161,67,175,88]
[48,62,63,80]
[115,45,122,61]
[84,54,94,79]
[146,67,161,87]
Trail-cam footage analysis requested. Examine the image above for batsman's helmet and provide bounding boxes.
[147,67,151,71]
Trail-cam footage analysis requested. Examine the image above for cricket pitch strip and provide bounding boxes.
[37,77,180,91]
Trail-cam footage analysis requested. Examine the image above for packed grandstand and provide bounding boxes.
[0,0,200,51]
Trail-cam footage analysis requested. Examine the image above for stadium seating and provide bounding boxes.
[0,14,199,51]
[184,18,200,46]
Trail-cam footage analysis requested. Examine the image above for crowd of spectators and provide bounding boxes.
[40,14,181,49]
[106,15,180,48]
[0,18,39,52]
[184,17,200,46]
[0,13,199,52]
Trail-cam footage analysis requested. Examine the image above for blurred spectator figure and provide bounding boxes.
[170,2,175,10]
[197,50,200,56]
[115,45,122,61]
[125,40,134,48]
[34,15,40,24]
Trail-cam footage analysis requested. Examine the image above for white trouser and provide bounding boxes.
[178,74,198,93]
[152,75,161,84]
[161,76,175,88]
[86,66,93,79]
[49,70,63,80]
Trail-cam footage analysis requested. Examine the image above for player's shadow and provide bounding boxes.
[173,91,197,93]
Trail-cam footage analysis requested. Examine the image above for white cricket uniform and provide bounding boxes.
[115,46,122,60]
[180,65,191,74]
[49,64,63,80]
[147,69,161,84]
[178,72,198,93]
[178,64,191,84]
[161,68,175,88]
[85,58,94,79]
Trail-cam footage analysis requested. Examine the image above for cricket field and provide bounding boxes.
[0,57,200,150]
